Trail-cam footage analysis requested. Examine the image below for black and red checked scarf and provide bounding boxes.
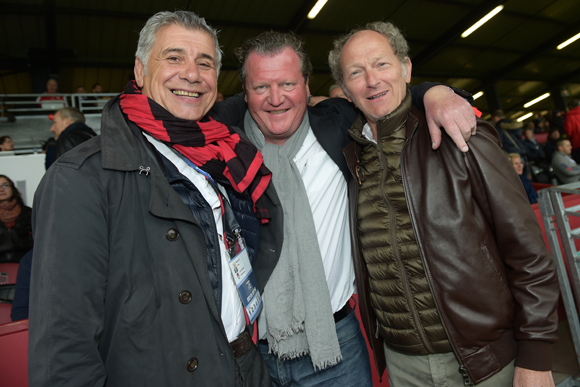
[119,81,271,223]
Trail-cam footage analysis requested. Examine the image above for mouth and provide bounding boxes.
[268,109,289,114]
[172,90,201,98]
[368,91,388,100]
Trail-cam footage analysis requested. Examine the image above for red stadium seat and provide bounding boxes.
[0,262,19,285]
[0,319,29,387]
[0,301,12,324]
[534,132,549,144]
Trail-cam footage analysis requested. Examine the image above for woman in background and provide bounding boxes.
[0,175,33,262]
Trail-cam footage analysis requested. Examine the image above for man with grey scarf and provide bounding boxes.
[210,31,477,386]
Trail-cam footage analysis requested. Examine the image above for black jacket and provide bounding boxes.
[46,122,97,169]
[29,96,283,387]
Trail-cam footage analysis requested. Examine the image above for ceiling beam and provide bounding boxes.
[286,0,319,33]
[411,0,505,70]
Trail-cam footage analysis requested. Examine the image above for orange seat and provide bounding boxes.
[0,319,29,387]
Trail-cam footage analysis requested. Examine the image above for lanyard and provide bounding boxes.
[174,149,261,341]
[175,152,241,252]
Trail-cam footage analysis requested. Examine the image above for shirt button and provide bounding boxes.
[187,358,198,372]
[179,291,192,304]
[166,228,179,241]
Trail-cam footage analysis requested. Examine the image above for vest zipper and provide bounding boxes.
[400,120,471,383]
[375,142,435,355]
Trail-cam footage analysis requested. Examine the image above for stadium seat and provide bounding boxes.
[0,262,19,285]
[0,319,29,386]
[0,301,12,324]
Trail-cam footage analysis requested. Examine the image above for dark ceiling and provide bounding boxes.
[2,0,580,121]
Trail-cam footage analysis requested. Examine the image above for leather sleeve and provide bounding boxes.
[466,121,559,371]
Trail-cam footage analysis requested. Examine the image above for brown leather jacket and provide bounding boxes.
[343,104,559,384]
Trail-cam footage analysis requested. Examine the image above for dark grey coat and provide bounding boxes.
[29,96,283,387]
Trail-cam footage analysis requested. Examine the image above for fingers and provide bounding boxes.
[427,118,443,150]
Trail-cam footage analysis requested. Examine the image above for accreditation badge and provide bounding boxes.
[227,236,262,324]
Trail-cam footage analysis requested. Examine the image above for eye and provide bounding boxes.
[167,56,180,63]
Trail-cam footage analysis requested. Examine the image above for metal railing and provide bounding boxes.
[538,184,580,387]
[0,93,117,116]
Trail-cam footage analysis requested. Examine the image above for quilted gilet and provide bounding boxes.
[348,93,451,355]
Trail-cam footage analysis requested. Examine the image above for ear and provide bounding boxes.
[243,87,247,103]
[403,57,412,83]
[305,77,310,99]
[135,58,145,88]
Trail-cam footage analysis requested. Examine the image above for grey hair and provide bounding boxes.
[234,31,313,87]
[57,107,85,124]
[135,10,223,76]
[328,21,410,91]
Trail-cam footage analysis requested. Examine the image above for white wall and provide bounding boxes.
[0,154,46,207]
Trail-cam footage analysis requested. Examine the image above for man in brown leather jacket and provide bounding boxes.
[328,22,559,387]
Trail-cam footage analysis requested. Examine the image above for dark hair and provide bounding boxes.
[0,136,11,145]
[234,31,312,87]
[0,174,24,206]
[556,138,570,149]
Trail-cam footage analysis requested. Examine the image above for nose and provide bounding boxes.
[365,70,379,88]
[267,85,284,107]
[181,61,201,83]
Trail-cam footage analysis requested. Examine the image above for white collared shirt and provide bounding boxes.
[144,133,245,342]
[292,128,355,312]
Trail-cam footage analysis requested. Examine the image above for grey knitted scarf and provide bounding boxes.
[244,111,341,370]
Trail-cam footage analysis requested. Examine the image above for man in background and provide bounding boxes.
[45,107,96,168]
[552,138,580,184]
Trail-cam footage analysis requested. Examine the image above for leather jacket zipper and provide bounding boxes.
[375,141,435,355]
[400,120,471,384]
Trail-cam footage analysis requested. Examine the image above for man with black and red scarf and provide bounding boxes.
[29,11,282,387]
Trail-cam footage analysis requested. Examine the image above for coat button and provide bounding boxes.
[179,291,192,304]
[166,228,179,241]
[187,358,198,372]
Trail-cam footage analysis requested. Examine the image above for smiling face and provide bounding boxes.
[243,47,310,145]
[340,30,411,135]
[134,24,218,121]
[0,177,13,203]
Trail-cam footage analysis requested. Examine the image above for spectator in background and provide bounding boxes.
[329,83,346,99]
[510,153,537,204]
[215,92,225,102]
[565,99,580,162]
[492,109,528,159]
[0,175,33,263]
[544,128,561,162]
[0,136,14,151]
[548,109,565,133]
[36,78,66,107]
[76,86,87,94]
[552,139,580,184]
[92,83,103,94]
[522,127,545,164]
[45,107,97,169]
